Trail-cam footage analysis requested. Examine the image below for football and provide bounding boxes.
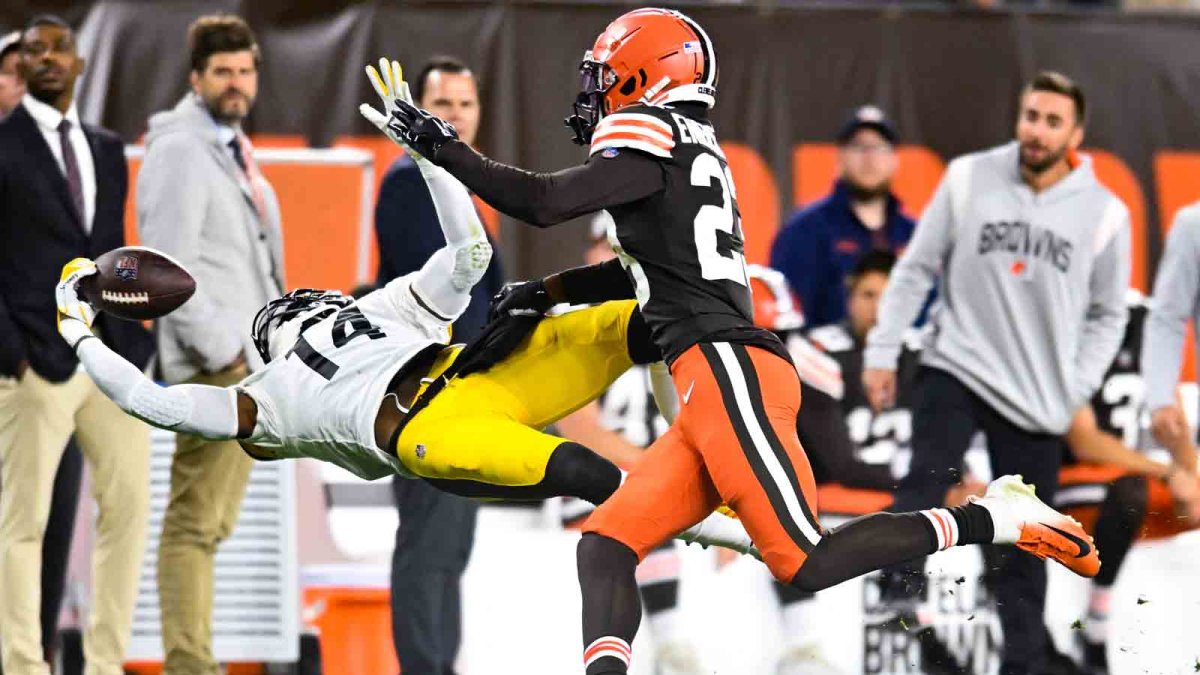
[80,246,196,321]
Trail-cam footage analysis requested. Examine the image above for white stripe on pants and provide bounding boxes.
[712,343,822,548]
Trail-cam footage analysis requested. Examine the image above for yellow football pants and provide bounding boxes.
[394,300,638,487]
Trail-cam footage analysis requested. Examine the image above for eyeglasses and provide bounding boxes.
[21,38,75,59]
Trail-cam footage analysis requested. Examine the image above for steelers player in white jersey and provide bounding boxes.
[53,61,756,557]
[52,115,630,509]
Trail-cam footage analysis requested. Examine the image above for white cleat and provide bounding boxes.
[970,474,1100,577]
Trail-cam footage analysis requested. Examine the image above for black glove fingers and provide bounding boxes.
[392,100,416,124]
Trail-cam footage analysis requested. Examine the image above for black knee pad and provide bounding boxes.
[546,442,621,505]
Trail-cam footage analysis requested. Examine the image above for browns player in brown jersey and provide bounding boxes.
[372,9,1102,673]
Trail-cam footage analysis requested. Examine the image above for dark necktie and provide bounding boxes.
[58,119,85,225]
[871,227,889,251]
[228,137,248,172]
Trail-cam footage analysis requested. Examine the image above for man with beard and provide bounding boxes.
[136,15,285,674]
[0,14,154,675]
[770,106,915,327]
[864,71,1132,675]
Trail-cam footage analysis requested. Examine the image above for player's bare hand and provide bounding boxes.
[1165,465,1200,524]
[863,368,896,413]
[1179,494,1200,526]
[55,258,98,349]
[1151,405,1190,450]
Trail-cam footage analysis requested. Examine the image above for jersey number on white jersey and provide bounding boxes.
[288,305,387,381]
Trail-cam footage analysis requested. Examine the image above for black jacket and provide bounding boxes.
[0,103,152,381]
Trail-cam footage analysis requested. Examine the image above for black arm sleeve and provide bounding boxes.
[436,141,665,227]
[797,383,896,491]
[550,259,636,305]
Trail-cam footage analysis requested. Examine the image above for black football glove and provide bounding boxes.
[451,312,542,379]
[386,98,459,162]
[488,280,554,323]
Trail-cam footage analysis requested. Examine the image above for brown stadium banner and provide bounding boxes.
[4,1,1200,285]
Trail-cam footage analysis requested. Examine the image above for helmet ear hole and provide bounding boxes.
[620,77,637,97]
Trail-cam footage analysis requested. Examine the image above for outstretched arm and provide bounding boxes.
[76,337,247,439]
[55,260,249,439]
[361,59,493,322]
[360,57,664,228]
[399,157,493,322]
[434,142,664,227]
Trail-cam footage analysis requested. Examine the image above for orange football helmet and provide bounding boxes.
[566,8,718,144]
[748,265,804,334]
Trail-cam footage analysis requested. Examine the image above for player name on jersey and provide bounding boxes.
[669,112,723,159]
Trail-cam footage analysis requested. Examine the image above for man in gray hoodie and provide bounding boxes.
[863,72,1131,674]
[1141,202,1200,487]
[136,15,284,674]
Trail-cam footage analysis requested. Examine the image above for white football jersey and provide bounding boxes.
[239,274,452,480]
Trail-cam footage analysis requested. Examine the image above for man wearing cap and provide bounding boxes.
[770,105,915,327]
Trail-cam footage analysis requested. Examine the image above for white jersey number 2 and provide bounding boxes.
[691,153,748,287]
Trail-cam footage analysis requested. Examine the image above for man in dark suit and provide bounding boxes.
[0,15,153,675]
[0,29,87,669]
[373,55,503,675]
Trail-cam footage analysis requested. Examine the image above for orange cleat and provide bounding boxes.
[971,475,1101,578]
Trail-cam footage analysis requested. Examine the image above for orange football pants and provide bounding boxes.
[584,341,824,582]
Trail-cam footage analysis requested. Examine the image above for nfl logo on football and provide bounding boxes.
[114,255,140,281]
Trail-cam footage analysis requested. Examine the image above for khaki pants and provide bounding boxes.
[157,367,254,675]
[0,369,150,675]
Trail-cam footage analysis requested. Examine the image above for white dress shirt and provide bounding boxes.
[23,93,97,234]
